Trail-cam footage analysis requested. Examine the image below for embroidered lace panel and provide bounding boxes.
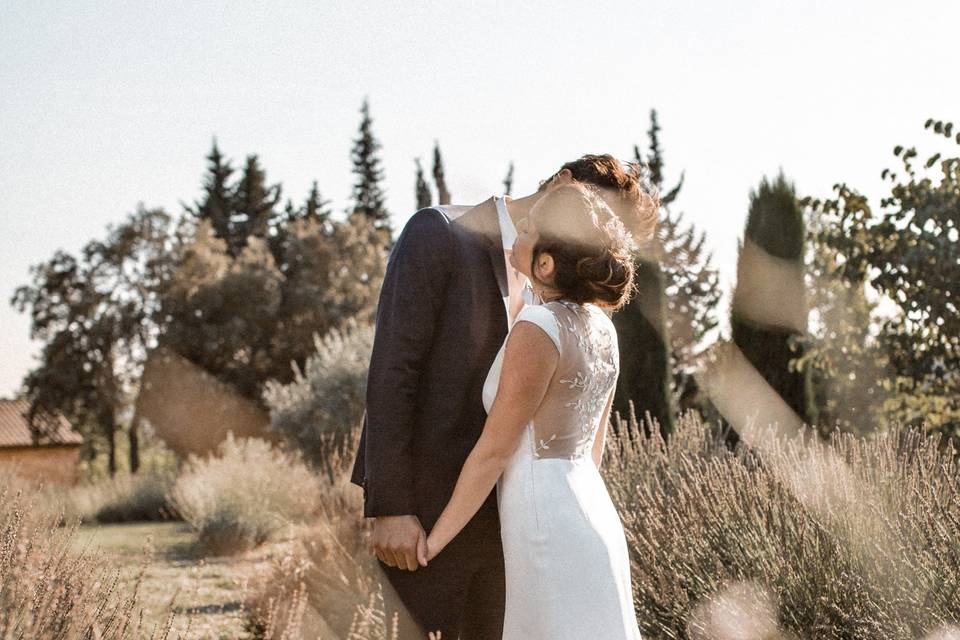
[514,300,619,460]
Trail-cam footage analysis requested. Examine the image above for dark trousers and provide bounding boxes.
[378,506,505,640]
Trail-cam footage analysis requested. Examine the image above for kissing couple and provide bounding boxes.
[350,154,659,639]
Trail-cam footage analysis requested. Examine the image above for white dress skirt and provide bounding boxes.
[482,301,643,640]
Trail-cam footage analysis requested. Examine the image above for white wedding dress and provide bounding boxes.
[482,300,643,640]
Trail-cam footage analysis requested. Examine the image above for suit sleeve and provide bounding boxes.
[361,208,453,517]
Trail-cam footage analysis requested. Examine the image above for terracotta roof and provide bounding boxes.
[0,398,83,448]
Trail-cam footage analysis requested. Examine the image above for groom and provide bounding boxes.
[350,154,657,639]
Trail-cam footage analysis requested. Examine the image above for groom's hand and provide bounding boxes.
[373,515,426,571]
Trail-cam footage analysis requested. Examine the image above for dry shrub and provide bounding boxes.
[264,320,374,479]
[56,470,179,524]
[0,466,178,639]
[168,432,323,556]
[605,411,960,639]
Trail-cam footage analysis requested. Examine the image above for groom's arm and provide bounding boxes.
[363,208,453,518]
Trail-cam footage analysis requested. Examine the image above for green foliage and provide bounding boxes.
[615,109,721,434]
[10,205,177,475]
[636,109,719,374]
[612,257,675,437]
[745,172,806,260]
[160,222,284,401]
[503,161,514,196]
[263,320,373,478]
[732,171,816,427]
[231,154,283,257]
[350,99,391,235]
[415,158,431,209]
[301,180,332,224]
[432,140,450,205]
[808,118,960,436]
[637,109,684,206]
[161,202,385,407]
[797,205,893,434]
[167,432,323,556]
[184,137,234,247]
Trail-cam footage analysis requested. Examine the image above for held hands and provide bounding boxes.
[373,515,429,571]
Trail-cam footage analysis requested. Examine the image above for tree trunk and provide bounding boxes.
[103,410,117,477]
[107,429,117,476]
[128,417,140,474]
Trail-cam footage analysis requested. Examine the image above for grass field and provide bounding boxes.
[69,521,294,640]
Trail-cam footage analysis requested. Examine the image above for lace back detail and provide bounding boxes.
[515,301,619,460]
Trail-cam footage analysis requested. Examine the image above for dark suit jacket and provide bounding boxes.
[349,203,509,533]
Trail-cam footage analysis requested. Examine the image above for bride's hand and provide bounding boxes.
[419,534,441,566]
[417,533,429,567]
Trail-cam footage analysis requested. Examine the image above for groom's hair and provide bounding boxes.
[541,154,660,246]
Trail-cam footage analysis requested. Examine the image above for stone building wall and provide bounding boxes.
[0,446,81,485]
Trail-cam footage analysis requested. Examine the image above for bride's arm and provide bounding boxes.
[592,388,615,469]
[421,321,559,564]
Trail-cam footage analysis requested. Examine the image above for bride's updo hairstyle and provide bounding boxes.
[529,183,638,311]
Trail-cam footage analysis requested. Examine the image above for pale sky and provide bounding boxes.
[2,0,957,398]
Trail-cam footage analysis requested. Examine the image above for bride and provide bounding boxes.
[419,183,643,639]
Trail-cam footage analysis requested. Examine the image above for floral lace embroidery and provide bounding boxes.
[532,301,618,460]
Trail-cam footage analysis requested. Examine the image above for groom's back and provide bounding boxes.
[350,204,508,533]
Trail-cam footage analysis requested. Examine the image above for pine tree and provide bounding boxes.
[641,111,719,411]
[503,162,514,196]
[731,172,816,428]
[349,99,391,235]
[231,154,282,257]
[302,180,331,224]
[185,138,234,247]
[613,110,722,436]
[415,158,432,209]
[433,141,451,205]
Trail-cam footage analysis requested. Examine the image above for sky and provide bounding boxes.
[2,0,958,398]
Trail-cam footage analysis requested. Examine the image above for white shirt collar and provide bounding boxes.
[493,196,541,308]
[493,196,517,251]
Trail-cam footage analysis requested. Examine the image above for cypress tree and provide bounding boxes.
[186,138,234,246]
[731,172,816,428]
[433,141,451,205]
[415,158,432,209]
[612,257,674,438]
[349,99,391,235]
[503,162,514,196]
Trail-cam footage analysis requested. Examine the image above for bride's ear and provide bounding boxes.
[534,253,556,281]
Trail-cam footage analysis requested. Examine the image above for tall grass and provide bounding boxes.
[605,412,960,639]
[0,466,178,639]
[245,411,960,639]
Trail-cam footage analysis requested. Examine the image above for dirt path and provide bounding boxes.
[71,521,288,640]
